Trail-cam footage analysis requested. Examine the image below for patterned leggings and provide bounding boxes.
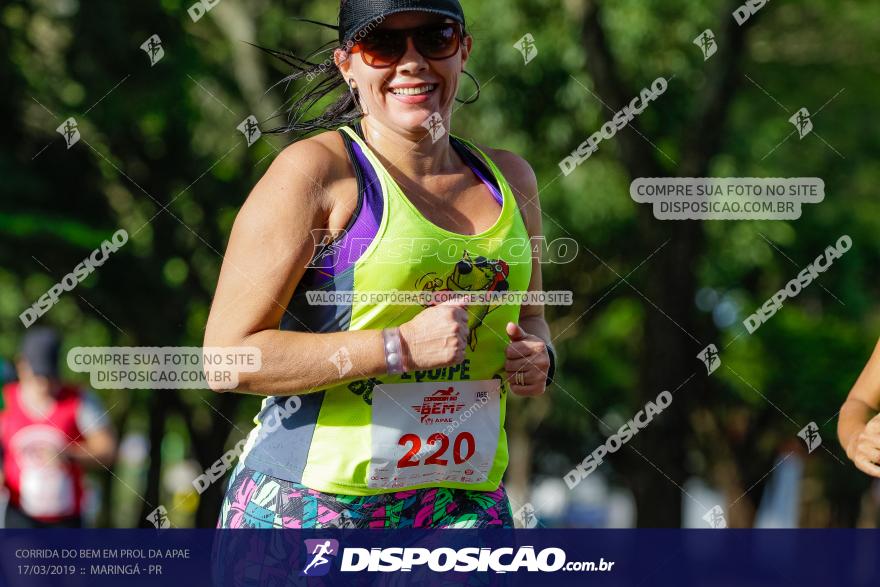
[216,461,514,529]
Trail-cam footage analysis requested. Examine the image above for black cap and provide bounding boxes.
[20,327,62,379]
[338,0,465,45]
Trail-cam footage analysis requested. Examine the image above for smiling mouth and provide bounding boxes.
[389,84,438,96]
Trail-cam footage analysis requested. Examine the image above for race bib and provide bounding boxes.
[368,379,500,489]
[11,426,77,518]
[20,463,75,519]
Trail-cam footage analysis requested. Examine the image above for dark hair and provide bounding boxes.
[260,14,469,140]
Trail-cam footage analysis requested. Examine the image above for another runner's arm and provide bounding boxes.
[204,138,389,396]
[63,390,116,468]
[839,337,880,475]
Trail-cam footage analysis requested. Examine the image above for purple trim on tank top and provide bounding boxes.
[304,135,502,287]
[466,157,503,206]
[301,139,383,288]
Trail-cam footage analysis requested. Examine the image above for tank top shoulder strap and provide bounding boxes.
[290,124,384,291]
[450,137,502,204]
[336,122,383,230]
[352,118,367,140]
[450,135,497,180]
[337,123,365,202]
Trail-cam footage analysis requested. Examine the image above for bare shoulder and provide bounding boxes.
[235,130,354,230]
[262,130,351,198]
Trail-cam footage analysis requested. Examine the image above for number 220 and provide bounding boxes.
[397,432,476,468]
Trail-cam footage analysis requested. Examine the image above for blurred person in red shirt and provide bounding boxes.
[0,327,116,528]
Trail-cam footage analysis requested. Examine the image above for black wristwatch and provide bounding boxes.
[545,343,557,387]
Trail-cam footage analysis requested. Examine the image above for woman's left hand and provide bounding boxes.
[504,322,550,397]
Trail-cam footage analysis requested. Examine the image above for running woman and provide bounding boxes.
[206,0,556,529]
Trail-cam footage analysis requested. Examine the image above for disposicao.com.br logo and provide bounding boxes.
[301,540,614,574]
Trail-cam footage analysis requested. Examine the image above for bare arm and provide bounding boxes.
[64,390,116,468]
[203,138,469,396]
[203,138,388,396]
[64,427,116,468]
[838,337,880,476]
[513,161,551,348]
[492,149,552,396]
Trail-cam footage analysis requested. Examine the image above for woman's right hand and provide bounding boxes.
[846,414,880,477]
[398,297,470,370]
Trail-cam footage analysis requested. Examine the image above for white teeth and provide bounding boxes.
[391,84,436,96]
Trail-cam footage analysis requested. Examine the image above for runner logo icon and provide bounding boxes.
[301,539,340,577]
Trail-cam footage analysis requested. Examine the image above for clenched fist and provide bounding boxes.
[847,413,880,477]
[398,297,470,370]
[504,322,549,397]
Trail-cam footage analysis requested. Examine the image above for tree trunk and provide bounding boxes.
[138,393,168,527]
[505,393,551,515]
[576,0,759,526]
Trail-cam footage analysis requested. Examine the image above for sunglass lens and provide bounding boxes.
[359,30,405,67]
[415,24,460,59]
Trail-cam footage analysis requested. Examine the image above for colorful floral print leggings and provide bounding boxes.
[216,461,515,529]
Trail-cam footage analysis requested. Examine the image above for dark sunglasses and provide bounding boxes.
[349,22,463,68]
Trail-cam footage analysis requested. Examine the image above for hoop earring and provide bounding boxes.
[454,70,480,105]
[348,80,368,115]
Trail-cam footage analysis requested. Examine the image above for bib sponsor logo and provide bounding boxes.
[411,386,465,424]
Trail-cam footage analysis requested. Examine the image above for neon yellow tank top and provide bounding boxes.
[238,124,533,495]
